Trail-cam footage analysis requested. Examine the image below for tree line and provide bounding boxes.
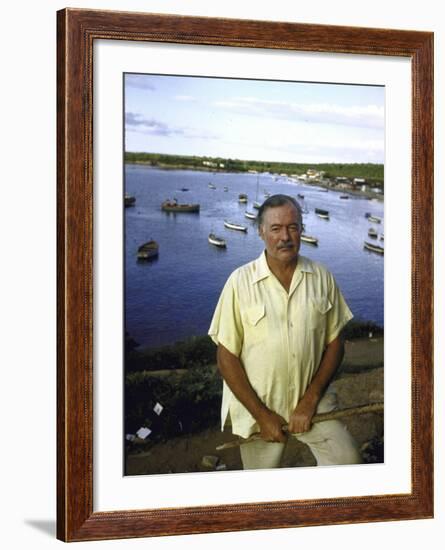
[125,151,384,183]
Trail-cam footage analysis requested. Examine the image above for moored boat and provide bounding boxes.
[340,195,349,199]
[223,186,229,192]
[161,199,200,213]
[224,220,248,232]
[315,208,330,219]
[365,213,382,223]
[238,193,248,203]
[244,211,257,220]
[125,194,136,207]
[301,234,318,245]
[208,233,226,248]
[368,228,378,238]
[208,183,216,189]
[137,240,159,260]
[253,201,261,210]
[297,193,305,199]
[364,241,384,254]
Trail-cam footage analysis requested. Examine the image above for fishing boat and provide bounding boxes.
[301,234,318,245]
[238,193,248,203]
[124,194,136,207]
[364,241,384,255]
[244,211,257,220]
[368,228,378,239]
[137,240,159,260]
[161,199,200,213]
[365,213,382,223]
[315,208,330,220]
[208,233,226,248]
[224,220,248,232]
[208,183,216,189]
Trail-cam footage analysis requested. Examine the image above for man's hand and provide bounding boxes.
[257,410,288,442]
[288,398,317,434]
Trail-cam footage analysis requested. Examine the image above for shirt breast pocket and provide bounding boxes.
[309,297,332,330]
[243,304,267,343]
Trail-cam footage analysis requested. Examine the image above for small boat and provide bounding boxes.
[315,208,330,219]
[124,194,136,207]
[208,183,216,189]
[180,187,189,192]
[365,213,382,223]
[208,233,226,248]
[223,186,229,192]
[301,234,318,245]
[380,234,384,241]
[238,193,248,203]
[252,201,262,210]
[297,193,305,199]
[137,240,159,260]
[364,241,384,255]
[161,199,200,213]
[244,211,257,220]
[224,220,248,232]
[340,195,349,199]
[368,228,378,238]
[264,191,270,198]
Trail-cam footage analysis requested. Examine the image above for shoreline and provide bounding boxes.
[126,161,384,201]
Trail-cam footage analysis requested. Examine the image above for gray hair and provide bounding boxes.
[257,194,303,227]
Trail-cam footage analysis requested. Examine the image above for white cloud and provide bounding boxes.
[174,95,196,102]
[213,96,384,129]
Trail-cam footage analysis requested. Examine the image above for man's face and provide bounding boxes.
[259,203,302,264]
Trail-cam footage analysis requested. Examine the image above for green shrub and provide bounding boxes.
[125,335,216,374]
[343,320,383,340]
[125,364,222,443]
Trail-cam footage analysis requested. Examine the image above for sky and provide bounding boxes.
[124,73,385,164]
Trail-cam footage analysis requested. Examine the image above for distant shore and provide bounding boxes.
[125,161,384,201]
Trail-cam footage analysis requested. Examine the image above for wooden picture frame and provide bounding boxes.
[57,8,433,542]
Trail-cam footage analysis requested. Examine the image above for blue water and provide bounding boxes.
[125,165,384,349]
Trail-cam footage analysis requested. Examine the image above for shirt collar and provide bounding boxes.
[252,251,313,284]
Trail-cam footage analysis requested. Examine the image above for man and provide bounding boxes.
[209,194,361,469]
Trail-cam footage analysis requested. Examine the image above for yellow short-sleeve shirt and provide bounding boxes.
[208,251,353,438]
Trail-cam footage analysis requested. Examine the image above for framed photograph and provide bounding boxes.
[57,8,433,542]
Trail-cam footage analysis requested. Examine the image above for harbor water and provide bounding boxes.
[125,164,384,349]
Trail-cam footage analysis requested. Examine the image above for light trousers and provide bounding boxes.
[240,392,362,469]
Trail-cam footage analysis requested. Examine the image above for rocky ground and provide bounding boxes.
[126,336,383,476]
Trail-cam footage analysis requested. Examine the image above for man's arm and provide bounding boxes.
[288,335,344,434]
[217,344,287,442]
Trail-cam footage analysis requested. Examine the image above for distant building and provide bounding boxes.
[353,178,366,185]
